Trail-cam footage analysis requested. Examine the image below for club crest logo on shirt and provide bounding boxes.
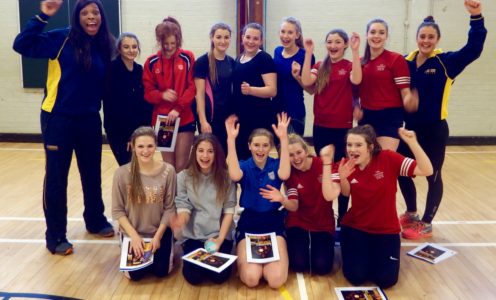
[373,170,384,180]
[350,178,359,184]
[154,68,161,74]
[268,171,275,180]
[178,65,184,71]
[376,64,386,71]
[338,68,347,76]
[425,68,436,75]
[297,183,304,189]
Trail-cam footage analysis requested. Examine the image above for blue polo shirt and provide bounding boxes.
[239,157,282,212]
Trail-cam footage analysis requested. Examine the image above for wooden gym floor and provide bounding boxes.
[0,142,495,299]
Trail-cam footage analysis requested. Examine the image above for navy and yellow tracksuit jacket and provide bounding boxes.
[13,13,106,116]
[404,14,487,126]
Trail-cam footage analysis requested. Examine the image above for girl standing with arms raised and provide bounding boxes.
[357,19,416,151]
[143,17,196,172]
[273,17,314,135]
[112,127,176,281]
[104,33,152,166]
[194,23,235,154]
[301,29,361,224]
[399,0,487,239]
[174,133,237,285]
[225,113,290,288]
[232,23,277,160]
[330,125,432,288]
[13,0,115,255]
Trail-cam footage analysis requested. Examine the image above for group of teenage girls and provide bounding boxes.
[13,0,486,289]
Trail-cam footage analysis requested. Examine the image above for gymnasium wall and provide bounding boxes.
[1,0,494,137]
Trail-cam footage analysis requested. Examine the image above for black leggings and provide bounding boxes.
[398,120,449,223]
[286,227,335,275]
[128,228,174,281]
[181,239,234,285]
[340,226,400,288]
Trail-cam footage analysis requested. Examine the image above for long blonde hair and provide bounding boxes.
[208,23,232,86]
[128,126,156,203]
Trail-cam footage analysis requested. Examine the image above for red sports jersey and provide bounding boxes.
[312,59,354,128]
[341,150,417,234]
[286,157,340,233]
[359,50,410,110]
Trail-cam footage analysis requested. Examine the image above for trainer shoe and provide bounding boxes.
[96,226,115,237]
[401,222,433,240]
[54,241,74,256]
[399,212,420,229]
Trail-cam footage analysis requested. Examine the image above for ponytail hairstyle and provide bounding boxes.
[242,22,264,51]
[288,133,314,157]
[186,133,231,205]
[346,125,382,157]
[69,0,115,72]
[116,32,141,59]
[416,16,441,39]
[208,23,232,86]
[315,29,349,94]
[128,126,157,203]
[155,16,183,50]
[362,18,389,65]
[281,17,304,48]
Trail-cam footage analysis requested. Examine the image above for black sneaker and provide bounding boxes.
[54,241,73,256]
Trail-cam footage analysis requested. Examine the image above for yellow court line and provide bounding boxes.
[279,286,293,300]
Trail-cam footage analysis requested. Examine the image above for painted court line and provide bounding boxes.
[296,273,308,300]
[1,239,495,247]
[2,217,496,225]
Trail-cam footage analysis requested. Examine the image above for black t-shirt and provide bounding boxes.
[232,51,276,121]
[194,53,235,122]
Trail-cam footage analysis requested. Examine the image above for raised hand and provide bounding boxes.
[291,61,301,79]
[464,0,481,16]
[320,144,335,165]
[272,112,290,139]
[398,128,418,145]
[303,38,314,53]
[41,0,63,17]
[338,157,356,180]
[225,114,240,140]
[259,184,285,203]
[350,32,361,52]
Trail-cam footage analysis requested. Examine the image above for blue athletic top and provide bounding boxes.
[273,46,314,119]
[238,157,282,212]
[13,13,107,116]
[404,14,486,126]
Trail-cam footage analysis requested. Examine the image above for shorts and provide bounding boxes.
[359,107,404,138]
[235,208,286,244]
[178,122,196,133]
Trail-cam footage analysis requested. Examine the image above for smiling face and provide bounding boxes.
[279,21,300,49]
[242,28,263,56]
[417,26,440,57]
[119,37,139,63]
[367,22,388,51]
[79,3,101,36]
[326,33,347,63]
[196,140,215,174]
[288,142,310,171]
[212,28,231,53]
[346,133,373,168]
[162,35,178,58]
[133,135,156,165]
[248,135,271,168]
